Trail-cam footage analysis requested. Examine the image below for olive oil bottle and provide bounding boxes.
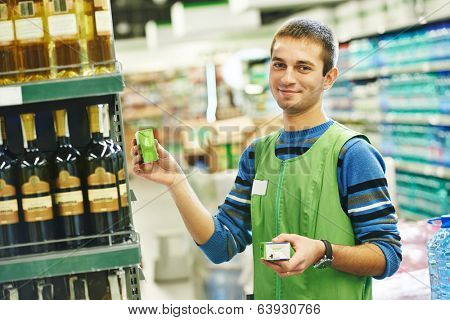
[0,1,19,85]
[13,0,50,82]
[83,0,114,74]
[46,0,82,78]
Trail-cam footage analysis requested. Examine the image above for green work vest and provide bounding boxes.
[250,122,373,300]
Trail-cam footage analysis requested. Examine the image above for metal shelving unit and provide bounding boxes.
[340,59,450,82]
[0,73,124,106]
[395,160,450,180]
[0,72,142,300]
[0,241,140,283]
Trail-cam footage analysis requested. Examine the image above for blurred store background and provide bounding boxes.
[115,0,449,300]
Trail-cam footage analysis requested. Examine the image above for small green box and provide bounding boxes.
[135,129,159,163]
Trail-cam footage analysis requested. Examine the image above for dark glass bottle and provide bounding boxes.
[85,105,120,245]
[19,113,55,254]
[102,104,130,239]
[52,109,85,249]
[0,116,20,258]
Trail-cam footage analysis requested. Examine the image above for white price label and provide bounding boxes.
[48,14,77,37]
[0,21,14,42]
[0,87,23,107]
[15,17,44,40]
[95,10,112,36]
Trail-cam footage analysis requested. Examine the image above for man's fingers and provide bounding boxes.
[260,259,285,273]
[272,233,296,243]
[132,154,142,166]
[130,145,139,157]
[279,271,302,278]
[154,139,167,158]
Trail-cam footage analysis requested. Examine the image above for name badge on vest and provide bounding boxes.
[252,180,268,196]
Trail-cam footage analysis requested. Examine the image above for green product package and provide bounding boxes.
[135,129,159,163]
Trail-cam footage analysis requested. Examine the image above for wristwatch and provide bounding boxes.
[313,240,333,269]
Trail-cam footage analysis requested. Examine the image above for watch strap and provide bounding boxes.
[321,240,332,260]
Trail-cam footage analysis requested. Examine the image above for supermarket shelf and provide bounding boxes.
[0,242,140,283]
[340,59,450,81]
[331,112,450,126]
[0,73,124,107]
[395,160,450,180]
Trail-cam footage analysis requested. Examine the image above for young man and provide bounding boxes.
[131,18,401,300]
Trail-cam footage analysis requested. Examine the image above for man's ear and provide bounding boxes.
[324,67,339,90]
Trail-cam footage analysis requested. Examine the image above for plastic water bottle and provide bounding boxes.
[427,215,450,300]
[437,216,450,300]
[427,229,441,299]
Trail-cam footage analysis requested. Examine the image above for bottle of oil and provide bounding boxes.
[84,0,114,74]
[13,0,50,82]
[0,1,19,85]
[46,0,82,78]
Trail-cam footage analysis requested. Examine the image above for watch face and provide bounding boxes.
[315,259,332,269]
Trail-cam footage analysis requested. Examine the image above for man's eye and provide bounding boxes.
[273,62,284,69]
[298,66,311,71]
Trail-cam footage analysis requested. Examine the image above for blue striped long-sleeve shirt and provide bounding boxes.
[199,119,402,279]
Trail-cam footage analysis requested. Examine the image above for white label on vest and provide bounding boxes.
[252,179,268,196]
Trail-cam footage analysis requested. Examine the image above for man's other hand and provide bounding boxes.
[261,233,326,277]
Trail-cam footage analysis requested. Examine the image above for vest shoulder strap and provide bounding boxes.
[254,130,280,172]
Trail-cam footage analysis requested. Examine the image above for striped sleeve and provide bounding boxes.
[338,138,402,279]
[198,141,257,263]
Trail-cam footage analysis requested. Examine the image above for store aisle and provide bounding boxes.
[129,175,196,300]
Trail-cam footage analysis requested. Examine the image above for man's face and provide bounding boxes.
[269,37,329,115]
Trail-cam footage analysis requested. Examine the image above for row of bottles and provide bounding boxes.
[427,215,449,300]
[0,0,115,85]
[0,269,129,299]
[0,104,130,258]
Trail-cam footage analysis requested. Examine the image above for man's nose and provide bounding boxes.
[280,67,295,85]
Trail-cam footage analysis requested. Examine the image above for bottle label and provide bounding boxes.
[0,179,19,225]
[87,167,119,213]
[15,18,44,40]
[48,14,77,38]
[95,10,113,36]
[88,187,119,213]
[55,170,84,216]
[21,175,53,222]
[54,190,84,216]
[22,196,53,222]
[0,21,14,43]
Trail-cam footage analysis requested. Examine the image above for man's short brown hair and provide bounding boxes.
[270,18,338,76]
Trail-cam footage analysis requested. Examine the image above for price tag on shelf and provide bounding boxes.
[0,86,23,106]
